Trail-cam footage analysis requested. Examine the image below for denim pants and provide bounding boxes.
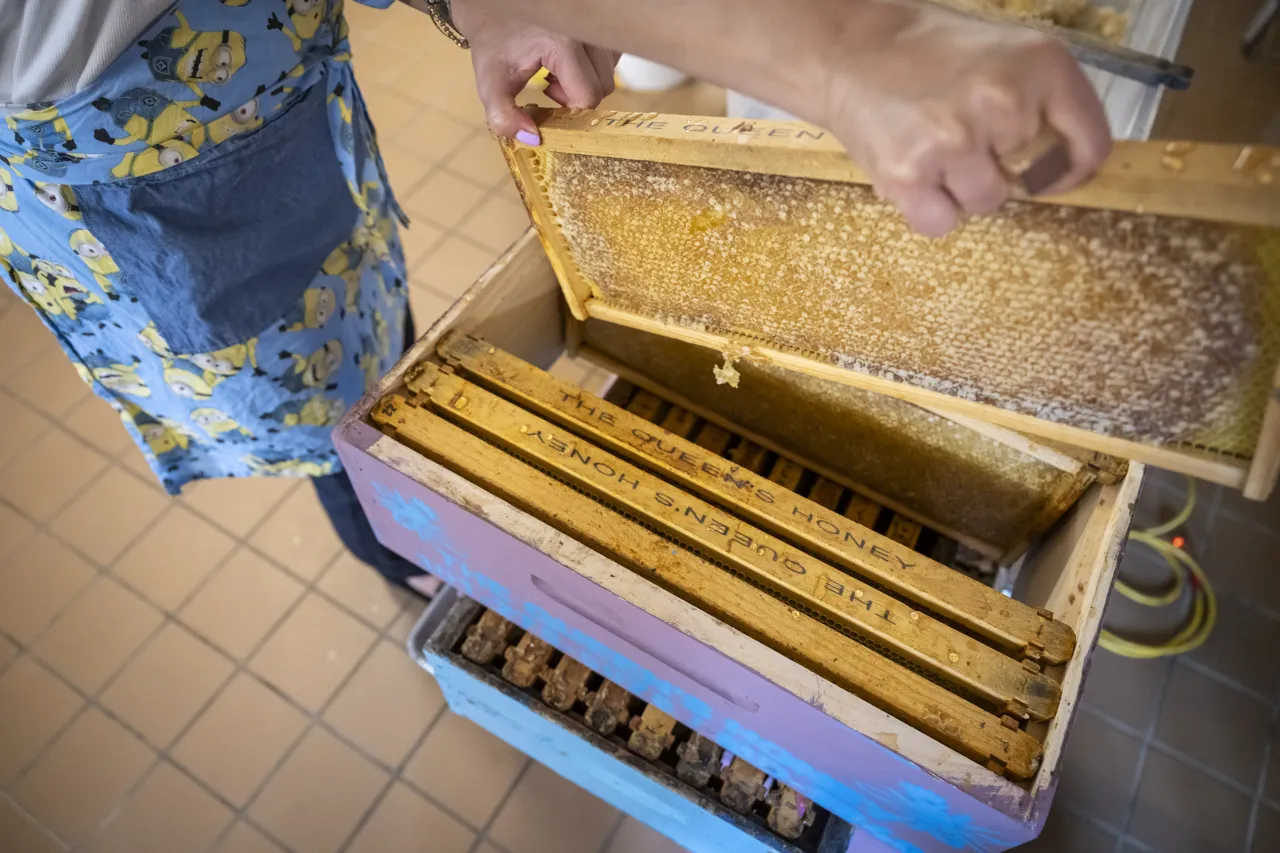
[312,310,424,587]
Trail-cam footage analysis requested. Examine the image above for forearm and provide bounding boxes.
[429,0,1107,236]
[459,0,919,124]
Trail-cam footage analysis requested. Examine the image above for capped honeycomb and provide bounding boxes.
[540,152,1280,459]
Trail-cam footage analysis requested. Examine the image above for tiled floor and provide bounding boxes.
[1,3,1279,853]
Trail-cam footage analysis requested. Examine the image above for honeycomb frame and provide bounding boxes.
[501,109,1280,499]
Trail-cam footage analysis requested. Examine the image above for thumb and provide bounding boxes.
[472,58,542,145]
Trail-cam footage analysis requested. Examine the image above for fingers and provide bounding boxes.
[872,137,963,237]
[884,183,964,239]
[872,135,1006,236]
[868,114,973,237]
[966,74,1039,159]
[1041,52,1112,194]
[472,53,541,142]
[545,43,615,108]
[867,45,1108,236]
[543,77,569,107]
[872,125,1011,234]
[585,45,617,99]
[943,151,1009,216]
[544,41,605,108]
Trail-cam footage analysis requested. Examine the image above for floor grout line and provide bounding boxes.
[1113,651,1177,853]
[1176,656,1280,709]
[1,700,95,846]
[332,699,452,853]
[596,811,628,853]
[104,546,351,853]
[1,574,174,793]
[1,482,314,849]
[182,560,471,853]
[1056,802,1125,843]
[76,754,229,853]
[1244,707,1280,853]
[1142,740,1262,801]
[396,152,528,298]
[1085,698,1268,803]
[0,470,337,851]
[464,759,534,853]
[206,554,356,838]
[0,790,72,852]
[1210,502,1280,542]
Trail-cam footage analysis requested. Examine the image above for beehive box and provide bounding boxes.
[336,109,1280,851]
[337,229,1143,852]
[503,109,1280,501]
[413,590,859,853]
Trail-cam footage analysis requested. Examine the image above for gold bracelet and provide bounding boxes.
[424,0,469,49]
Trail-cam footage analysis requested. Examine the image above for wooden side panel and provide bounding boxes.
[1017,468,1144,830]
[1244,363,1280,499]
[357,231,561,420]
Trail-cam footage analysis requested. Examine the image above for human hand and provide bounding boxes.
[822,4,1111,236]
[452,0,619,144]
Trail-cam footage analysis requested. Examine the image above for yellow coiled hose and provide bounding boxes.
[1099,478,1217,658]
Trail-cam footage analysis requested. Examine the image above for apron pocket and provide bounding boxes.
[78,86,358,355]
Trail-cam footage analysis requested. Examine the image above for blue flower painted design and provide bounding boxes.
[373,481,441,539]
[373,481,460,572]
[860,783,1007,851]
[858,822,927,853]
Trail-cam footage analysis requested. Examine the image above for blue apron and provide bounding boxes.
[0,0,407,494]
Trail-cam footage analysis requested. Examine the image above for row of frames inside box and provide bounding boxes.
[453,605,838,847]
[374,329,1100,784]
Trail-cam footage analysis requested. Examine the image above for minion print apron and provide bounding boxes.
[0,0,408,495]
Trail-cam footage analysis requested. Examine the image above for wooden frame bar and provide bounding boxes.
[592,304,1259,492]
[513,109,1280,227]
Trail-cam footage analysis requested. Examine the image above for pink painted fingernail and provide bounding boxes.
[515,129,541,146]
